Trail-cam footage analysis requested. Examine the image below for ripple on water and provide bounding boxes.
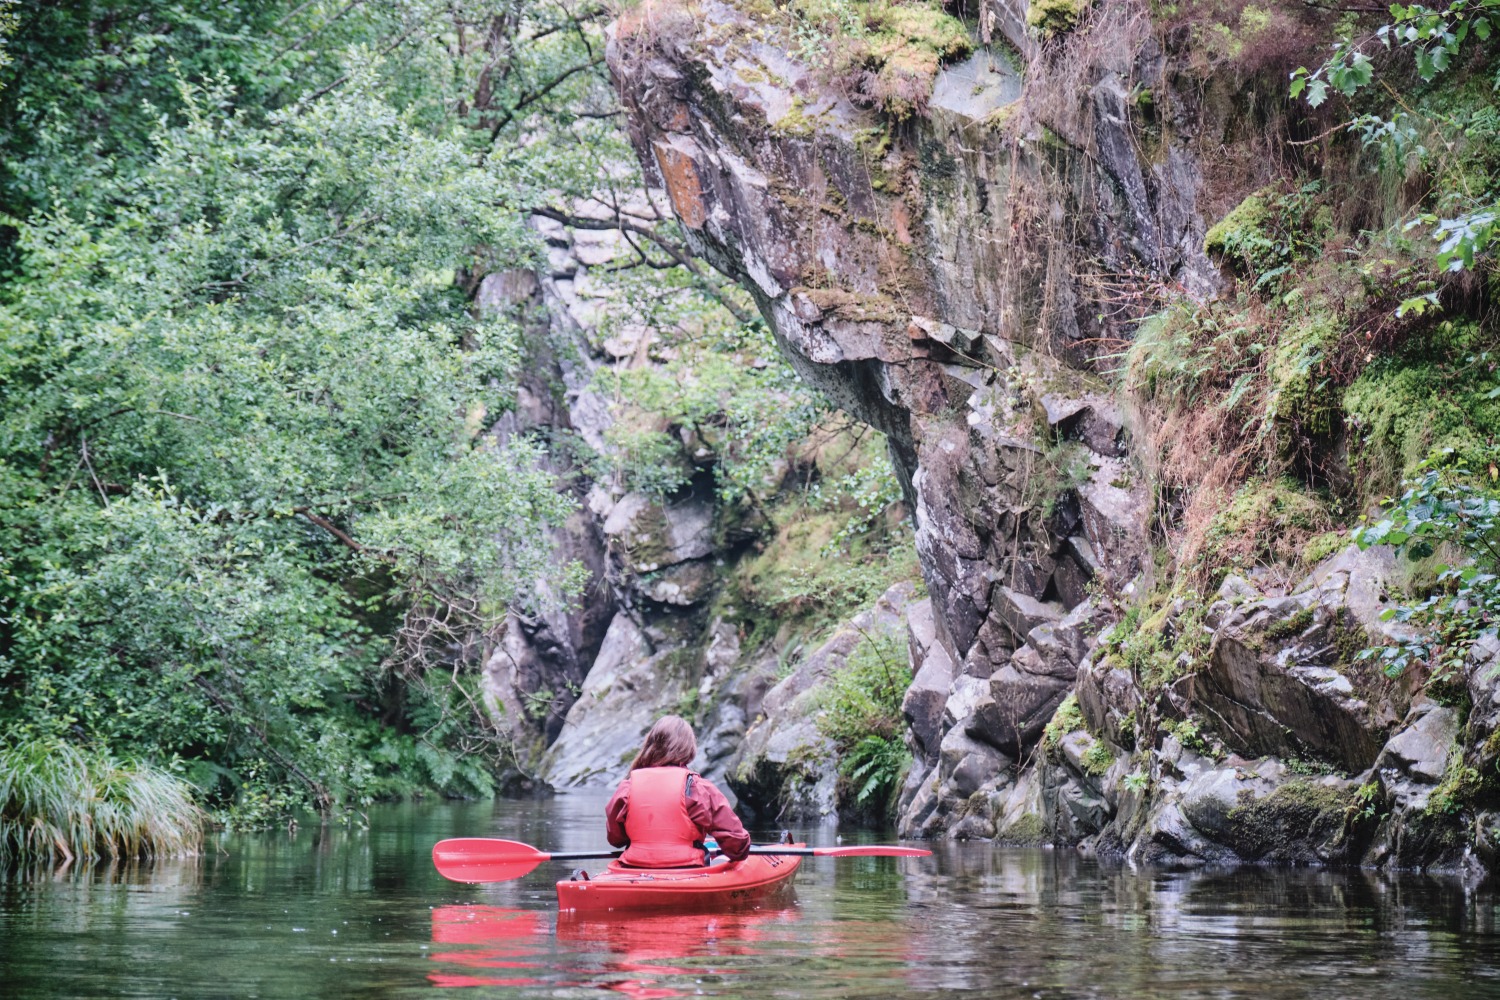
[2,799,1499,999]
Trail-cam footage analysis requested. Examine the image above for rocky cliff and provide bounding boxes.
[601,0,1500,875]
[477,183,919,809]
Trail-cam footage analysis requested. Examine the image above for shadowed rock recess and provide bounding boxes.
[604,0,1499,875]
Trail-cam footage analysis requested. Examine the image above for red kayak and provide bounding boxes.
[555,847,803,913]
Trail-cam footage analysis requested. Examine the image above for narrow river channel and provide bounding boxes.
[3,794,1499,998]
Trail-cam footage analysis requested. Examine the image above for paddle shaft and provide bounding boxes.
[430,836,931,883]
[543,846,915,860]
[496,846,871,862]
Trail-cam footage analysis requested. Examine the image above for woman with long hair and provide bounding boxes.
[605,715,751,868]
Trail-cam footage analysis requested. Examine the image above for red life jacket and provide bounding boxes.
[621,766,704,868]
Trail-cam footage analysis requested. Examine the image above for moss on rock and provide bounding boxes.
[1042,694,1087,754]
[1026,0,1092,36]
[1193,477,1334,586]
[1225,780,1354,860]
[996,812,1050,845]
[1203,190,1271,261]
[1342,320,1500,495]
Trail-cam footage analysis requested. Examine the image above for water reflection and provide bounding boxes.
[429,907,550,989]
[428,900,929,999]
[1,799,1499,998]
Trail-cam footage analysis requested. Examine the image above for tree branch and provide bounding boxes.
[486,55,606,143]
[529,206,757,324]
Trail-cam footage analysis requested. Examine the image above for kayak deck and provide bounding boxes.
[556,847,802,913]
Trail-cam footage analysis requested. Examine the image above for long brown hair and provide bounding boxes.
[630,715,697,771]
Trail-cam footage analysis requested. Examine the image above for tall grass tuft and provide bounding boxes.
[0,740,203,864]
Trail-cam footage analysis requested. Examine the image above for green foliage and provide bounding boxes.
[1165,717,1214,757]
[1429,749,1485,814]
[1353,459,1499,680]
[842,734,911,804]
[1353,780,1383,821]
[1026,441,1095,517]
[725,427,918,645]
[0,738,202,862]
[1100,591,1212,691]
[1293,0,1500,282]
[1342,328,1500,494]
[597,324,824,504]
[816,629,911,746]
[1304,530,1347,566]
[0,0,611,825]
[815,629,912,810]
[1203,183,1330,290]
[0,1,14,90]
[1027,0,1092,37]
[1200,183,1332,289]
[1079,739,1115,776]
[1042,694,1087,754]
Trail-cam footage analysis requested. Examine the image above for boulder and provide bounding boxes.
[1190,596,1408,772]
[1466,632,1500,775]
[972,654,1072,756]
[539,613,676,787]
[939,726,1012,800]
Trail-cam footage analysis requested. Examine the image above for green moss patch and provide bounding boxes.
[1026,0,1092,37]
[1192,477,1335,587]
[1263,606,1315,642]
[741,0,971,119]
[1225,780,1354,860]
[1342,320,1500,496]
[996,812,1050,845]
[1041,694,1087,754]
[1100,589,1212,693]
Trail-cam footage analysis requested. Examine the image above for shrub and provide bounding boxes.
[1354,460,1499,682]
[0,740,203,863]
[815,629,913,810]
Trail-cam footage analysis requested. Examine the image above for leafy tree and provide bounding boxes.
[1291,0,1499,293]
[1354,458,1499,681]
[0,0,622,824]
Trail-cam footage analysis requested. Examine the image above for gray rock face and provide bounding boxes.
[608,0,1172,837]
[603,0,1495,873]
[485,186,803,783]
[903,598,957,762]
[1465,632,1500,776]
[1185,581,1410,773]
[539,613,666,787]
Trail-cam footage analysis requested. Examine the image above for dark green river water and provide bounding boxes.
[3,793,1500,998]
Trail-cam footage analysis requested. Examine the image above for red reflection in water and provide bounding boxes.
[427,903,800,996]
[428,897,915,997]
[428,905,551,988]
[558,906,798,997]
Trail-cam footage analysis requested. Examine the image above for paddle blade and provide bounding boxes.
[807,845,932,858]
[433,838,549,883]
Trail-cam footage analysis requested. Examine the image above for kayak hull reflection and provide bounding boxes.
[555,849,802,913]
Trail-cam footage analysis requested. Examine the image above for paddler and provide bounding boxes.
[605,714,751,868]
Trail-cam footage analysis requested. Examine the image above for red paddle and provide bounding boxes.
[431,837,932,884]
